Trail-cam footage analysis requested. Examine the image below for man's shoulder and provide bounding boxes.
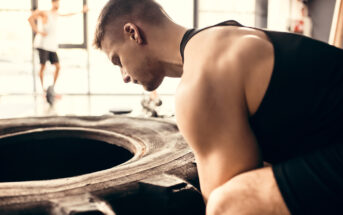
[185,27,266,68]
[183,27,234,67]
[179,26,274,118]
[182,26,273,80]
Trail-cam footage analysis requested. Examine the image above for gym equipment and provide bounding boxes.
[0,116,205,215]
[141,94,163,117]
[109,107,133,115]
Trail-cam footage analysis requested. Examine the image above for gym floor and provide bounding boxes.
[0,94,175,119]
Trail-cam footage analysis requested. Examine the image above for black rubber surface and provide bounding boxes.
[0,116,205,215]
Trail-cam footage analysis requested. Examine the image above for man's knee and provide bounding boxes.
[206,179,251,215]
[206,186,227,215]
[206,168,290,215]
[54,63,60,70]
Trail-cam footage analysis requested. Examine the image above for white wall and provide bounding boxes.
[198,0,256,28]
[267,0,292,31]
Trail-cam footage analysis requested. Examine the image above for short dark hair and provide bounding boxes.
[93,0,167,49]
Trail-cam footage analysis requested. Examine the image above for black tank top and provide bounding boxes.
[180,20,343,163]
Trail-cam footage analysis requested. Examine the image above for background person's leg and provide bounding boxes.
[53,62,60,87]
[49,51,60,87]
[39,63,46,91]
[37,48,49,91]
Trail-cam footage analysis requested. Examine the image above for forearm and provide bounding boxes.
[60,6,87,17]
[28,18,39,33]
[59,12,78,16]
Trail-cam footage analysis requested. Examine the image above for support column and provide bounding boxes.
[31,0,38,94]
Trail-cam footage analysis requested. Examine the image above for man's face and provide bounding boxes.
[102,30,165,91]
[52,1,60,10]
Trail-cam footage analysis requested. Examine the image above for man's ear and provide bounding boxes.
[123,23,144,44]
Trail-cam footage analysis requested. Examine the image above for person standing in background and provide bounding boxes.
[28,0,88,94]
[293,0,312,37]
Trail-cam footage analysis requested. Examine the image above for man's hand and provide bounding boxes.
[82,5,89,13]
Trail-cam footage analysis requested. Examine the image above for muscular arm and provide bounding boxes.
[175,31,271,201]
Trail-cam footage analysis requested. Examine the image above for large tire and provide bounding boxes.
[0,116,205,215]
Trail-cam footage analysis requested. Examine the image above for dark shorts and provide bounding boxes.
[272,143,343,215]
[37,48,59,64]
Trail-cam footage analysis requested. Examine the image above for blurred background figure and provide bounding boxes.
[141,90,163,118]
[291,0,312,37]
[28,0,88,103]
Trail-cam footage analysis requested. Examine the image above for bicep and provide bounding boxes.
[176,78,260,161]
[176,63,258,156]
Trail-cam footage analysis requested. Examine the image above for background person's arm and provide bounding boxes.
[59,5,88,17]
[28,10,47,36]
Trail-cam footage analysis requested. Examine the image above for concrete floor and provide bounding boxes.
[0,94,176,119]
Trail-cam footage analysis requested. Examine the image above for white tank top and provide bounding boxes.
[34,11,59,52]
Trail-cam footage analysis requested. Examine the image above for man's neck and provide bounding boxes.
[148,21,187,78]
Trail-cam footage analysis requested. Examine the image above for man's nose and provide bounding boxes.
[121,69,131,83]
[123,75,131,83]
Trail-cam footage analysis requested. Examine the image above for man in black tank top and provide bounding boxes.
[94,1,343,214]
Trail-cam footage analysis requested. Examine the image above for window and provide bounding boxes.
[0,0,33,94]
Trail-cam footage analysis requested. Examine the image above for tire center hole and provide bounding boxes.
[0,133,134,182]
